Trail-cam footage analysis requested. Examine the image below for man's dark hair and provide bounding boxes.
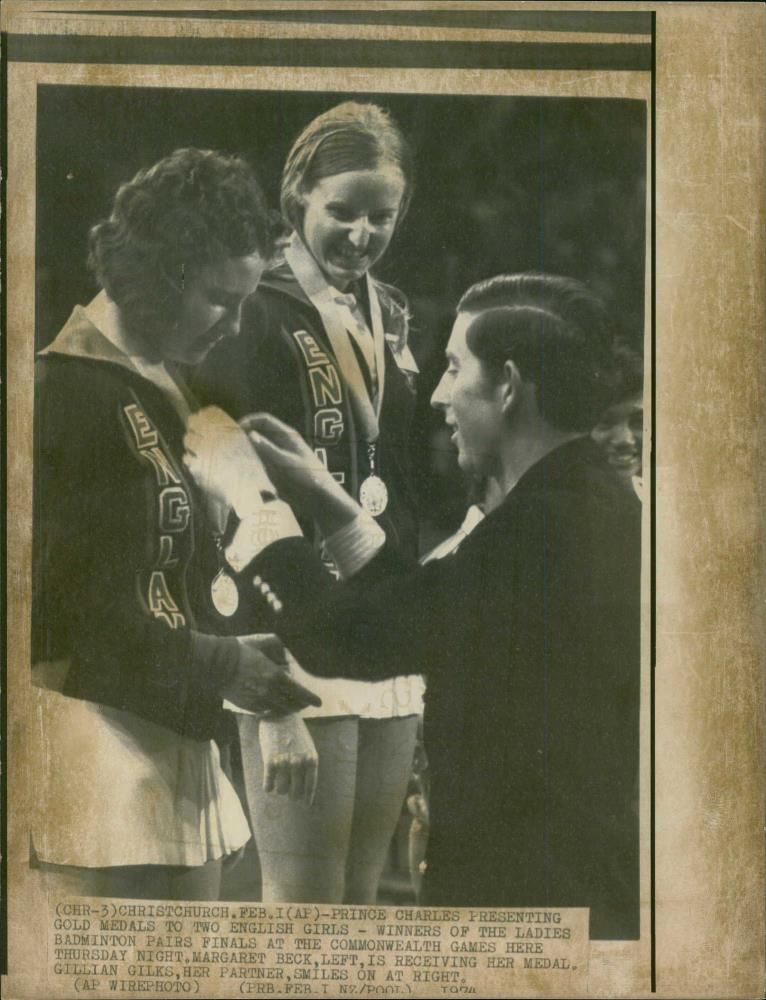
[458,273,619,431]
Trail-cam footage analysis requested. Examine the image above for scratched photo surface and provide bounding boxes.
[31,79,647,893]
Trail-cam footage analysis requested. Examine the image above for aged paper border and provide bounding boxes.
[2,3,764,998]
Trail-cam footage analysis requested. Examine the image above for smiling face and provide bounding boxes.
[298,166,405,290]
[430,312,506,477]
[591,394,644,480]
[161,253,266,365]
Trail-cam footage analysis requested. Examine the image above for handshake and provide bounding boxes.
[227,634,321,718]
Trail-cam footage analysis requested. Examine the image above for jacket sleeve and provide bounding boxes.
[233,530,495,682]
[33,360,240,740]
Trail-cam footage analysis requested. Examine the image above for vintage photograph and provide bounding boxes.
[3,4,764,1000]
[31,82,647,928]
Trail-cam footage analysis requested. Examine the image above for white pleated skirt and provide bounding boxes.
[31,678,251,869]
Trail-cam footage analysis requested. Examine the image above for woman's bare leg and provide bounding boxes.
[344,715,419,903]
[238,715,359,902]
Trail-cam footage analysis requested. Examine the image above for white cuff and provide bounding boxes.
[224,501,302,573]
[324,513,386,579]
[223,698,253,716]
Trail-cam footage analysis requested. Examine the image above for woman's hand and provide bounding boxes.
[243,413,361,535]
[184,406,275,517]
[259,713,319,805]
[225,635,321,716]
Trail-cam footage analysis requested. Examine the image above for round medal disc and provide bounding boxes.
[359,475,389,517]
[211,570,239,617]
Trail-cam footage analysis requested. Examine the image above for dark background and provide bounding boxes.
[37,85,647,532]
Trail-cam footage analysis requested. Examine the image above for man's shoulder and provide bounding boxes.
[486,442,640,542]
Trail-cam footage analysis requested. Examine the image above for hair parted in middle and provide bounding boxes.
[458,273,621,432]
[280,101,414,235]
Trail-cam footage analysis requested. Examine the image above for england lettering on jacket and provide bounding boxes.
[292,330,344,443]
[313,447,345,487]
[122,402,189,628]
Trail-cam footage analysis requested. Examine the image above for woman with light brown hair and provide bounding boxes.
[196,102,424,903]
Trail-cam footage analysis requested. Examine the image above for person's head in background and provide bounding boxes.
[431,273,616,488]
[88,147,274,365]
[590,342,644,487]
[280,102,414,291]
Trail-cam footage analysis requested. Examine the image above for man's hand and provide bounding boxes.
[241,413,338,511]
[225,634,321,716]
[243,413,360,535]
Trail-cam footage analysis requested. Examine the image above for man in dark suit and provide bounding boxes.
[184,273,642,939]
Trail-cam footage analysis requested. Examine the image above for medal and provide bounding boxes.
[359,442,388,517]
[211,569,239,617]
[359,475,389,516]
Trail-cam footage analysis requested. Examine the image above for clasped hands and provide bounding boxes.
[228,633,320,719]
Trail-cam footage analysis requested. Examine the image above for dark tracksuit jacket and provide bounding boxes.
[194,261,420,560]
[33,307,267,742]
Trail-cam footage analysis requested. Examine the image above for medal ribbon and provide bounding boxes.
[285,238,386,444]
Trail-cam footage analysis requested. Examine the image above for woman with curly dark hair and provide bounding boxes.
[31,148,319,901]
[195,103,424,904]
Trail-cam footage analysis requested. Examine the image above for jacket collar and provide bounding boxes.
[258,254,314,307]
[464,437,612,545]
[260,238,371,311]
[40,292,142,376]
[284,235,332,301]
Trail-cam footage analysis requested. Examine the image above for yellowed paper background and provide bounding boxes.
[2,3,763,998]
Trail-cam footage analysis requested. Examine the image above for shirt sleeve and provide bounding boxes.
[224,502,384,582]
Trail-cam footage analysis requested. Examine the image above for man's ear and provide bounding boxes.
[500,359,523,416]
